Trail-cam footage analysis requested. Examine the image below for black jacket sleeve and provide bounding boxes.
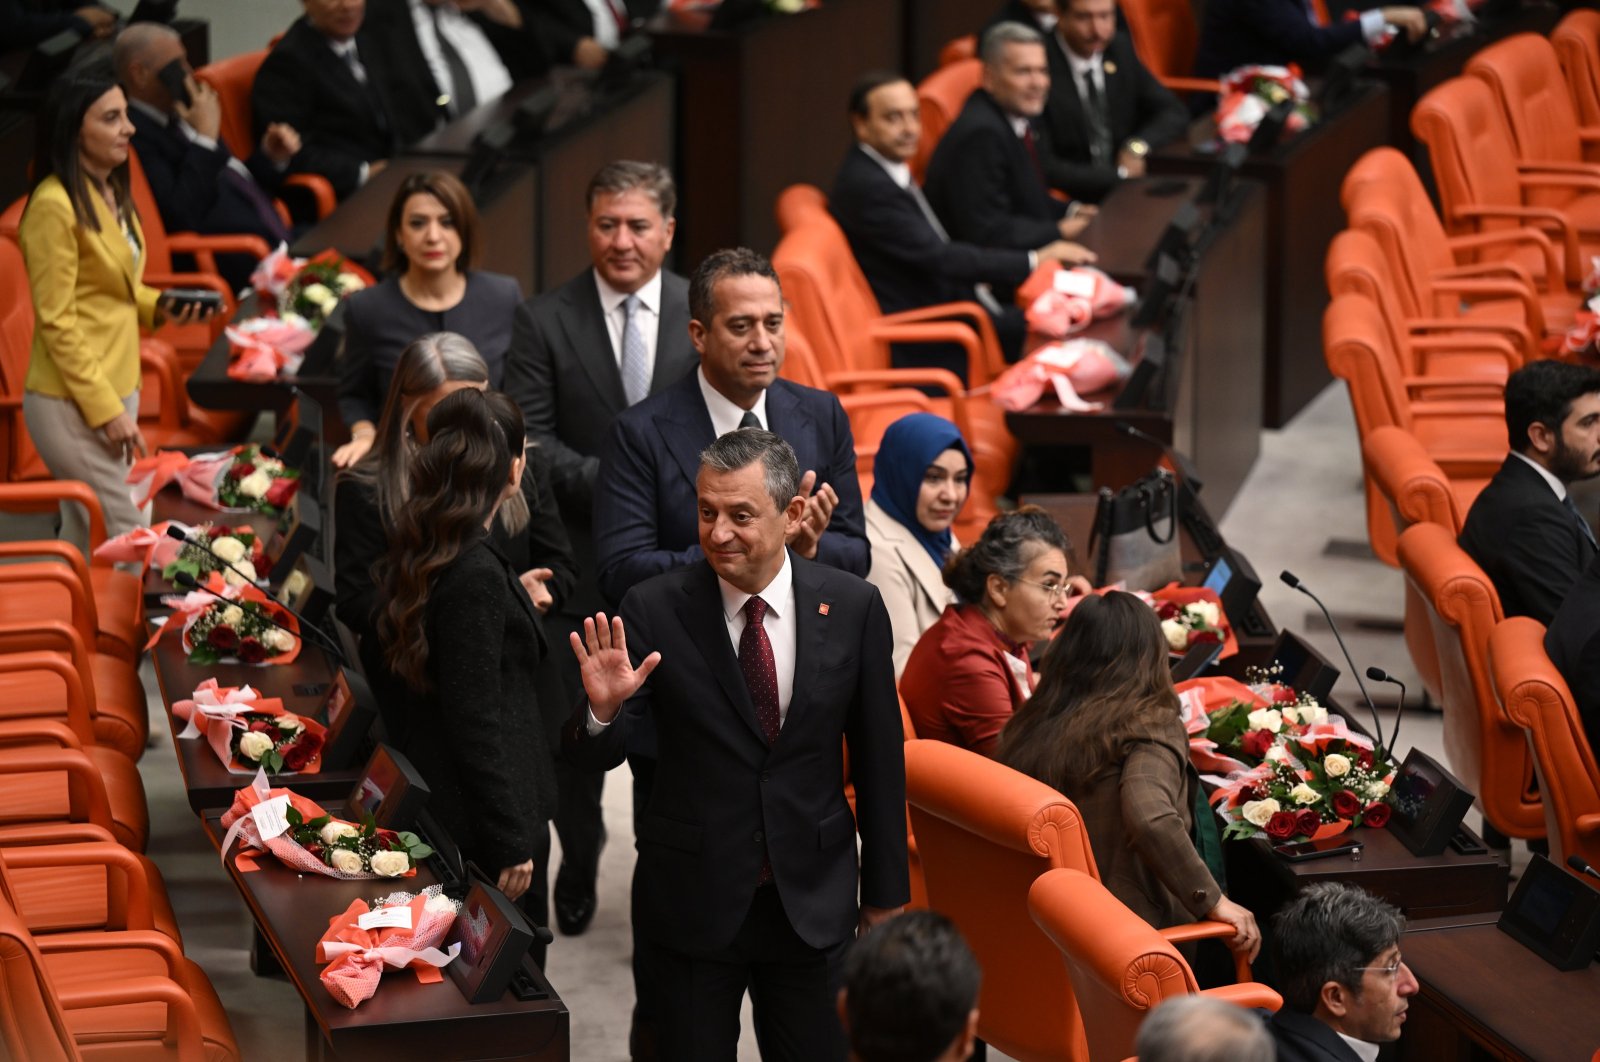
[506,299,599,510]
[252,44,367,200]
[332,475,385,642]
[931,123,1064,250]
[336,288,384,428]
[518,448,579,613]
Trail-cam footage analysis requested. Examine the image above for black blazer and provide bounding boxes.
[402,535,558,874]
[523,0,657,66]
[923,88,1066,252]
[563,556,908,954]
[981,0,1055,37]
[128,107,286,242]
[593,371,870,608]
[1267,1008,1365,1062]
[1458,455,1598,625]
[1542,554,1600,758]
[1038,33,1188,202]
[504,267,696,619]
[829,145,1032,315]
[1193,0,1365,79]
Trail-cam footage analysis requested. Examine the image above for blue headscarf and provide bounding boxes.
[871,413,974,569]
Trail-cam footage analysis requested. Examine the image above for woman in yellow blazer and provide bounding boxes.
[19,64,206,545]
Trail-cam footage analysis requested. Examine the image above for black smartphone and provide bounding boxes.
[1273,835,1364,863]
[162,288,223,314]
[157,58,192,108]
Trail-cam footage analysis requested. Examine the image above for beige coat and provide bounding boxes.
[866,499,958,678]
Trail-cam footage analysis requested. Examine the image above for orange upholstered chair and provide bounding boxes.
[1028,868,1281,1062]
[1118,0,1221,96]
[939,34,976,68]
[0,837,181,945]
[912,58,982,181]
[838,388,995,538]
[1398,523,1544,839]
[1322,291,1505,565]
[1553,10,1600,128]
[1488,617,1600,868]
[0,720,148,853]
[1341,147,1576,343]
[904,739,1249,1062]
[1468,34,1600,173]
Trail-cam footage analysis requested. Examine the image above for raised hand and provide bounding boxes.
[569,612,661,723]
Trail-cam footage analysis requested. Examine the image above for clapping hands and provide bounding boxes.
[786,469,838,559]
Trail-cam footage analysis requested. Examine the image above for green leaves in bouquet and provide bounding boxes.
[1204,701,1253,747]
[396,830,434,861]
[188,644,221,666]
[161,555,205,584]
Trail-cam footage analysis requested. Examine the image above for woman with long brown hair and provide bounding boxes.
[998,591,1260,959]
[375,388,557,906]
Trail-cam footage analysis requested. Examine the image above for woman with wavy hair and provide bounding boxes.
[997,591,1260,959]
[375,388,557,907]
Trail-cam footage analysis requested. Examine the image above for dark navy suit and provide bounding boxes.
[1194,0,1366,79]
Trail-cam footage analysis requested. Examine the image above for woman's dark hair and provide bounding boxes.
[996,591,1178,795]
[382,170,479,275]
[31,61,132,232]
[942,506,1070,603]
[377,389,523,692]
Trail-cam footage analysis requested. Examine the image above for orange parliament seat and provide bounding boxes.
[1553,10,1600,128]
[939,35,976,68]
[1489,617,1600,869]
[1341,147,1576,344]
[0,836,180,946]
[1117,0,1222,96]
[904,739,1251,1062]
[1398,523,1544,840]
[1028,868,1281,1062]
[1467,34,1600,172]
[912,58,982,182]
[0,720,148,853]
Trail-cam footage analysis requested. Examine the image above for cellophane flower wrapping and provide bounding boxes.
[316,887,462,1009]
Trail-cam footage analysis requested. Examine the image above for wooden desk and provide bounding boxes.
[1004,177,1266,513]
[148,622,360,812]
[1152,81,1391,428]
[647,0,904,263]
[201,812,570,1061]
[1397,916,1600,1062]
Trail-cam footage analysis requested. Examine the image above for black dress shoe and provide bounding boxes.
[555,891,597,935]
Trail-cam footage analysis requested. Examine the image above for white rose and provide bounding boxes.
[1300,703,1329,725]
[1191,600,1221,627]
[282,569,309,599]
[1279,706,1301,725]
[1247,708,1284,734]
[210,535,247,563]
[1289,782,1321,806]
[1265,744,1292,764]
[335,273,366,294]
[1365,779,1390,800]
[221,559,258,588]
[219,604,245,626]
[238,731,274,761]
[1324,753,1351,778]
[1242,798,1280,827]
[275,713,304,733]
[237,470,273,499]
[369,850,410,877]
[302,282,333,306]
[319,821,359,846]
[1160,618,1189,651]
[263,627,296,652]
[329,848,364,874]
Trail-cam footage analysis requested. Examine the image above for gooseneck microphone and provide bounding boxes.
[1365,666,1406,758]
[1280,570,1387,751]
[172,570,346,665]
[1569,855,1600,881]
[166,524,266,590]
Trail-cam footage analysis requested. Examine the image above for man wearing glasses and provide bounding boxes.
[1269,883,1419,1062]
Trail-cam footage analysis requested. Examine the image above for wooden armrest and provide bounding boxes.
[1452,204,1581,267]
[1160,919,1253,981]
[825,369,976,441]
[1576,813,1600,836]
[1160,74,1221,95]
[138,343,189,430]
[0,718,84,751]
[0,482,109,547]
[865,320,987,387]
[0,745,113,826]
[1518,171,1600,193]
[1,841,152,931]
[283,173,337,219]
[55,974,206,1062]
[0,642,95,736]
[880,301,1006,384]
[1403,375,1511,398]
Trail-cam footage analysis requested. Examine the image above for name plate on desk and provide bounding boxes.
[1498,854,1600,970]
[1388,748,1477,857]
[267,492,320,584]
[318,668,377,771]
[447,872,539,1004]
[345,744,429,829]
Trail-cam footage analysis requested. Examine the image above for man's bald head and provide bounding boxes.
[113,22,188,110]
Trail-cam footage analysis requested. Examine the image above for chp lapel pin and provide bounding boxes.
[1103,60,1117,75]
[818,603,830,616]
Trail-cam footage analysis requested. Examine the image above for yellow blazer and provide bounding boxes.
[20,175,161,429]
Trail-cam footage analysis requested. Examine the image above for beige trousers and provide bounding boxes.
[22,389,148,552]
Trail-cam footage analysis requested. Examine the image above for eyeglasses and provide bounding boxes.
[1017,578,1071,601]
[1355,956,1406,979]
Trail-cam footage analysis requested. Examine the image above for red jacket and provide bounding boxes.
[900,604,1031,756]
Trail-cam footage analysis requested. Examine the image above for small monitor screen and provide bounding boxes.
[1519,873,1577,937]
[1204,556,1233,596]
[1390,757,1442,829]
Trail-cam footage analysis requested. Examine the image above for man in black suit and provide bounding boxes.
[830,71,1093,369]
[1194,0,1426,80]
[524,0,657,72]
[569,427,908,1061]
[923,22,1082,253]
[503,160,695,939]
[983,0,1061,37]
[252,0,441,200]
[1037,0,1187,202]
[1459,360,1600,625]
[1269,883,1417,1062]
[375,0,520,120]
[1543,552,1600,759]
[115,23,297,291]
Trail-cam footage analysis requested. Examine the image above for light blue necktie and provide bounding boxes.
[620,293,650,407]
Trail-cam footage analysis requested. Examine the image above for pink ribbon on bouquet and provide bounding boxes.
[127,448,240,509]
[93,520,187,569]
[1025,267,1138,339]
[226,317,316,382]
[316,895,461,1009]
[171,678,284,770]
[988,339,1129,412]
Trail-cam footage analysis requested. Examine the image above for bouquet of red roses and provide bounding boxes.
[316,888,462,1009]
[172,678,325,775]
[148,572,301,666]
[127,444,300,515]
[1209,729,1395,844]
[1216,64,1316,145]
[220,772,433,881]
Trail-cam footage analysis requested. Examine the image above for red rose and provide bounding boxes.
[207,625,239,650]
[1238,784,1266,804]
[1265,811,1299,840]
[265,476,299,508]
[1296,809,1322,837]
[281,731,324,771]
[1357,748,1375,769]
[1331,789,1362,818]
[256,552,274,578]
[1270,685,1299,706]
[304,842,324,858]
[1189,629,1223,646]
[1240,729,1275,760]
[227,462,255,480]
[207,525,227,539]
[247,719,273,733]
[1156,600,1181,620]
[238,637,268,664]
[376,828,400,847]
[1362,802,1392,828]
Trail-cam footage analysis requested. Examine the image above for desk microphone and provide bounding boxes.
[172,571,346,665]
[1280,571,1386,751]
[1364,666,1406,757]
[1569,855,1600,882]
[166,524,267,590]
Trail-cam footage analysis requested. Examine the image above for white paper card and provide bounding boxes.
[250,795,292,840]
[1053,269,1097,298]
[357,905,414,931]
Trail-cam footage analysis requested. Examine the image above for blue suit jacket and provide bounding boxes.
[1194,0,1365,79]
[594,372,870,609]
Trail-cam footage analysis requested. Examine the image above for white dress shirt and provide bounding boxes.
[1336,1033,1380,1062]
[594,268,662,378]
[698,367,769,437]
[1511,450,1569,501]
[717,549,797,725]
[1066,47,1105,101]
[581,0,626,48]
[408,0,513,113]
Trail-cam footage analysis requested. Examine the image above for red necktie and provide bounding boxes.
[739,595,779,884]
[1022,124,1045,182]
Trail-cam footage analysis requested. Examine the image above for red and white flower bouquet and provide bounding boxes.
[220,771,434,881]
[227,246,373,381]
[127,443,300,515]
[316,887,462,1009]
[147,571,301,666]
[1216,64,1316,145]
[172,678,326,775]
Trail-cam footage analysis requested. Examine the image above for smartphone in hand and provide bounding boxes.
[162,288,224,315]
[157,58,192,108]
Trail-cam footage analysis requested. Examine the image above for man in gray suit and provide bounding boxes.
[504,160,697,942]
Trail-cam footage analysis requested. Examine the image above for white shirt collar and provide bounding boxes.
[1336,1033,1381,1062]
[1511,450,1569,501]
[594,267,663,318]
[697,366,769,438]
[1065,45,1102,81]
[859,142,913,190]
[718,548,795,627]
[327,36,358,57]
[1009,114,1031,138]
